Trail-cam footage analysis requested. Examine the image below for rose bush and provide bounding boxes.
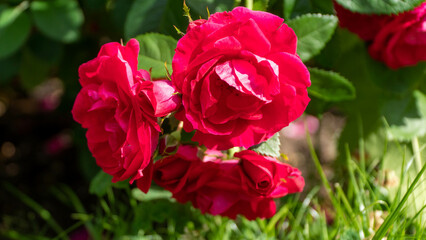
[153,147,304,220]
[335,2,426,69]
[72,39,180,192]
[172,7,311,150]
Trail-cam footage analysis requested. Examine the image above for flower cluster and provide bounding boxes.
[334,2,426,69]
[72,7,309,219]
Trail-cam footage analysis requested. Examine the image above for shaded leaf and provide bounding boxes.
[250,133,281,158]
[187,0,234,18]
[388,91,426,141]
[19,50,50,90]
[135,33,177,79]
[89,171,113,197]
[125,0,187,39]
[0,52,20,83]
[124,0,167,39]
[28,33,63,64]
[0,4,31,59]
[30,0,84,43]
[308,68,355,102]
[287,14,337,62]
[283,0,296,20]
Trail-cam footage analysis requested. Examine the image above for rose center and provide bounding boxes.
[257,180,270,189]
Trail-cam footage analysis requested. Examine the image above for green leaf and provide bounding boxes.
[365,56,426,94]
[30,0,84,43]
[291,0,334,18]
[187,0,234,18]
[340,228,361,240]
[308,68,356,102]
[388,91,426,141]
[135,33,177,79]
[89,170,113,197]
[287,14,337,62]
[250,133,281,158]
[283,0,296,20]
[124,0,167,39]
[0,4,31,59]
[28,33,63,64]
[19,49,50,90]
[132,188,172,201]
[109,0,133,35]
[125,0,189,39]
[0,52,20,83]
[335,0,424,14]
[415,91,426,118]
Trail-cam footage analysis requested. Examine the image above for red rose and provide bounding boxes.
[237,150,305,198]
[152,145,220,196]
[369,2,426,69]
[72,39,180,192]
[181,160,276,220]
[153,147,304,220]
[334,2,393,41]
[335,2,426,69]
[172,7,310,150]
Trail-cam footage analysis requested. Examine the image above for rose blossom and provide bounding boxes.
[172,7,310,150]
[153,147,304,220]
[152,145,218,193]
[335,2,426,69]
[72,39,180,192]
[334,2,393,41]
[237,150,305,198]
[369,2,426,69]
[186,160,277,220]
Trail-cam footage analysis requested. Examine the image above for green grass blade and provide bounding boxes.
[372,161,426,240]
[58,184,101,240]
[305,125,339,208]
[2,182,66,238]
[335,183,361,231]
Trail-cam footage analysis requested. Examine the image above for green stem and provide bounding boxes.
[245,0,253,10]
[412,137,423,174]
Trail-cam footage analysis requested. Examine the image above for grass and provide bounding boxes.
[1,123,425,240]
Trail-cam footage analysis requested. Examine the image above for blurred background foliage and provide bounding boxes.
[0,0,425,239]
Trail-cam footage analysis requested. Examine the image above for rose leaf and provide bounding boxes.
[0,4,31,59]
[250,133,281,158]
[308,67,356,102]
[287,14,338,62]
[134,33,177,79]
[30,0,84,43]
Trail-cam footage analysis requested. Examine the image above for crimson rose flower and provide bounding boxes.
[335,2,426,69]
[72,39,180,192]
[153,147,304,220]
[172,7,310,150]
[237,150,305,198]
[152,145,218,193]
[187,160,277,220]
[334,2,393,41]
[369,2,426,69]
